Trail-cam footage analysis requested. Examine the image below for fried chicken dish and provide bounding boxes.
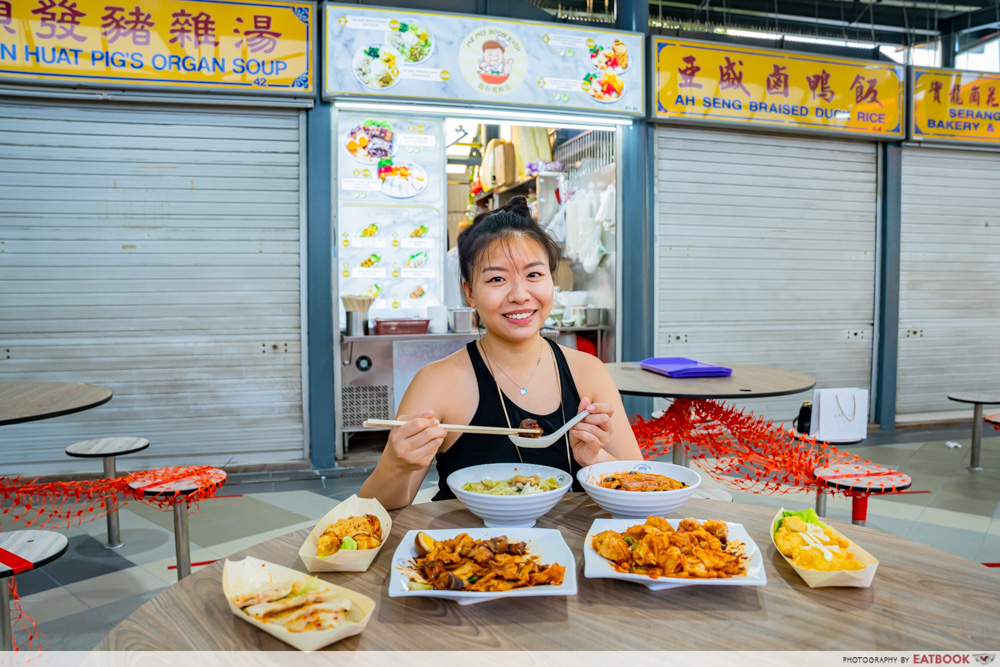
[592,516,745,579]
[316,514,382,557]
[409,532,565,592]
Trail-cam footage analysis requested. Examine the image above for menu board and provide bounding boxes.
[324,4,644,116]
[336,113,445,325]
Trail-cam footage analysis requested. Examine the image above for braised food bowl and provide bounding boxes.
[577,460,701,519]
[446,462,572,528]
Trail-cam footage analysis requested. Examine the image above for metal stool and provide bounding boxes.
[66,437,149,549]
[128,467,227,581]
[0,530,68,651]
[814,462,912,526]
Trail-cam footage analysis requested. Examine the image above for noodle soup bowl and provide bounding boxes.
[447,463,573,528]
[577,460,701,519]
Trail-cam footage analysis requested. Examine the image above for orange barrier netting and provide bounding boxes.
[0,465,226,650]
[630,398,909,497]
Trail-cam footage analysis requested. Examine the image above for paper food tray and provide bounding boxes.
[299,494,392,573]
[771,509,878,588]
[222,556,375,651]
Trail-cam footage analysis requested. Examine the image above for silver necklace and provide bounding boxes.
[482,338,543,395]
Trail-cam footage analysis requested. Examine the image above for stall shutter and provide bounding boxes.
[654,126,878,423]
[896,146,1000,422]
[0,98,306,475]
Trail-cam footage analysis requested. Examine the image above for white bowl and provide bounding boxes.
[446,463,573,528]
[577,460,701,519]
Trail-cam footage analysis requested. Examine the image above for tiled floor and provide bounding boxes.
[7,425,1000,650]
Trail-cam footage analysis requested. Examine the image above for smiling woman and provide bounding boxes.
[359,197,642,510]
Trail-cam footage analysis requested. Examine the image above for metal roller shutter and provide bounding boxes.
[896,145,1000,422]
[654,125,878,423]
[0,98,307,475]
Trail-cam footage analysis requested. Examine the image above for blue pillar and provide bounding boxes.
[875,142,902,431]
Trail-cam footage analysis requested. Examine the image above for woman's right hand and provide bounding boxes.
[384,410,448,472]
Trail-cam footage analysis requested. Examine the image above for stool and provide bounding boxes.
[947,393,1000,471]
[0,530,68,651]
[66,437,149,549]
[987,414,1000,430]
[128,467,226,581]
[814,462,912,527]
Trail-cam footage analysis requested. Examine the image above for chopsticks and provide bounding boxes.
[362,419,541,436]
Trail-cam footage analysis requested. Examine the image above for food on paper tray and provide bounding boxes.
[773,509,864,572]
[360,223,380,238]
[596,471,688,492]
[592,516,747,579]
[346,120,396,163]
[354,45,399,89]
[360,254,381,268]
[316,514,383,558]
[461,474,563,496]
[590,39,629,73]
[584,71,624,102]
[405,532,565,592]
[386,21,433,64]
[230,576,355,632]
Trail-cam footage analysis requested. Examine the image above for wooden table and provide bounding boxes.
[0,381,112,426]
[947,392,1000,471]
[97,494,1000,651]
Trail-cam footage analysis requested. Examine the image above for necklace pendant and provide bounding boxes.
[520,388,528,395]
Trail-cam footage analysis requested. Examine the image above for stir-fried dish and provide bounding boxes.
[774,509,864,571]
[316,514,382,557]
[407,532,564,592]
[231,577,354,632]
[592,516,746,579]
[597,471,687,492]
[462,475,563,495]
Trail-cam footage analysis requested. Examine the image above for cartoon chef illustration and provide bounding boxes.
[478,38,513,84]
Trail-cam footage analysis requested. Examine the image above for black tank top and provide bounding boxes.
[432,337,583,501]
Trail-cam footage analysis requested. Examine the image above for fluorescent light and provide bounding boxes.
[446,164,469,174]
[333,100,632,127]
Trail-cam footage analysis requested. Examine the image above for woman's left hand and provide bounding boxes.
[569,397,615,466]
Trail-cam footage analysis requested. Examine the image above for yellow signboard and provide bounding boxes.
[0,0,313,94]
[654,37,904,139]
[912,67,1000,145]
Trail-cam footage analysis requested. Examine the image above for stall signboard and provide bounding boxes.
[337,113,446,325]
[324,4,643,116]
[654,37,904,139]
[911,67,1000,145]
[0,0,313,95]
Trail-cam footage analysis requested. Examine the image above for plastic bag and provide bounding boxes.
[580,221,607,274]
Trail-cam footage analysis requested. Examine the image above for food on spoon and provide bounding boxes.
[360,223,380,238]
[518,417,541,438]
[774,509,864,571]
[407,532,564,592]
[316,514,383,557]
[359,253,381,268]
[592,516,746,579]
[597,470,687,492]
[230,576,354,632]
[461,474,563,495]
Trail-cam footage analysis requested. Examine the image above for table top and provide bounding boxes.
[605,363,816,399]
[0,381,112,426]
[814,462,912,494]
[948,392,1000,405]
[66,437,150,458]
[0,530,68,578]
[97,493,999,651]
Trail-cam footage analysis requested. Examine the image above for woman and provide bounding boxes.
[360,197,642,509]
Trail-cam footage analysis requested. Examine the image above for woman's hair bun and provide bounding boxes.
[504,196,531,218]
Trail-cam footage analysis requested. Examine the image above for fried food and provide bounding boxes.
[231,577,354,632]
[775,515,864,571]
[316,514,382,557]
[597,471,687,492]
[408,533,564,592]
[592,516,746,579]
[517,417,541,438]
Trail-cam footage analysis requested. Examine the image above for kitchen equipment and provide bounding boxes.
[374,318,430,335]
[448,308,478,333]
[584,307,608,326]
[427,305,447,334]
[345,311,367,337]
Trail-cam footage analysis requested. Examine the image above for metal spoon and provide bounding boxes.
[508,410,590,449]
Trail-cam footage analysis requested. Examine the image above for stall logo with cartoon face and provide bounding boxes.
[459,26,527,95]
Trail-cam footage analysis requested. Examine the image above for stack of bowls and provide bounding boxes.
[577,460,701,519]
[446,463,573,527]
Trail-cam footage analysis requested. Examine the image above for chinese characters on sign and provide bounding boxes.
[654,37,903,138]
[911,67,1000,145]
[0,0,313,94]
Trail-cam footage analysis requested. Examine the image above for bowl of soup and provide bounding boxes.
[446,463,572,528]
[576,461,701,519]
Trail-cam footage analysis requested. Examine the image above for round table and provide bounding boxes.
[97,494,1000,651]
[947,392,1000,471]
[0,530,69,651]
[0,381,112,426]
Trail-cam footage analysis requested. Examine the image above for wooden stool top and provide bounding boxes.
[0,530,68,578]
[814,461,912,494]
[128,467,227,498]
[947,392,1000,406]
[67,437,150,458]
